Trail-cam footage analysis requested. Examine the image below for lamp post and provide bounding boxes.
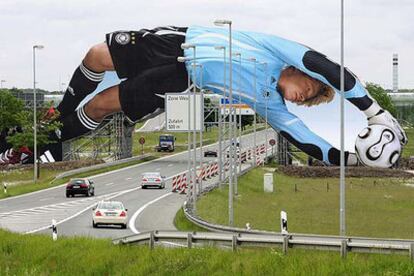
[339,0,346,237]
[33,45,44,183]
[233,52,242,195]
[214,19,234,226]
[180,43,198,211]
[260,62,268,166]
[248,57,258,166]
[196,64,204,195]
[214,46,226,186]
[177,56,193,204]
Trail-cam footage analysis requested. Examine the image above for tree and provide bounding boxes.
[7,105,61,150]
[365,83,397,117]
[0,88,61,151]
[0,89,25,130]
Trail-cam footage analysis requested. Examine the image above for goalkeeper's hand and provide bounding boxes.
[368,109,407,146]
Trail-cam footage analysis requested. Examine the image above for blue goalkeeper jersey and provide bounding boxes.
[183,25,372,165]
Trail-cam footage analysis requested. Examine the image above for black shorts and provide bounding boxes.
[106,26,188,79]
[106,26,190,123]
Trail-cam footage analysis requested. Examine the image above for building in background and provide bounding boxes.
[392,53,398,93]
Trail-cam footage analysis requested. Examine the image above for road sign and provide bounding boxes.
[165,93,203,132]
[139,137,145,145]
[220,98,255,115]
[269,139,276,146]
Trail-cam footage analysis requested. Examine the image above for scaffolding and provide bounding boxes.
[63,112,133,161]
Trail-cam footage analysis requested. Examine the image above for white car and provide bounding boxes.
[92,201,128,229]
[141,172,166,189]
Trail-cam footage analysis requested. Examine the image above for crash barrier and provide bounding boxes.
[241,151,247,163]
[113,229,414,259]
[256,156,263,166]
[260,144,266,154]
[173,162,221,195]
[54,153,152,180]
[179,174,188,194]
[172,174,184,192]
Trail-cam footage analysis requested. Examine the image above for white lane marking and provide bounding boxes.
[25,187,141,234]
[156,168,161,171]
[128,192,172,234]
[126,178,132,181]
[105,182,114,186]
[168,164,173,167]
[39,197,53,202]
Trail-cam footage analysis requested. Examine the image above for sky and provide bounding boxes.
[1,0,412,150]
[0,0,413,91]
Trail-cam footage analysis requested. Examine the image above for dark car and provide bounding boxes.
[66,178,95,197]
[204,150,218,157]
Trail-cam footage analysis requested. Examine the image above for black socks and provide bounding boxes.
[60,106,100,142]
[57,62,104,118]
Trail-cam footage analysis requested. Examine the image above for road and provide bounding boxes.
[0,129,275,239]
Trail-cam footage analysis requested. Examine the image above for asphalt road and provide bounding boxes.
[0,129,275,238]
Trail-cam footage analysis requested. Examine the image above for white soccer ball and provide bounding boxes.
[355,124,401,168]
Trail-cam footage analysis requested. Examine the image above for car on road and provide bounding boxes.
[141,172,166,189]
[66,178,95,197]
[204,150,218,157]
[92,201,128,229]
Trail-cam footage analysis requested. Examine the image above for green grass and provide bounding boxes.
[0,157,156,200]
[403,128,414,157]
[193,167,414,239]
[174,208,206,232]
[1,229,413,275]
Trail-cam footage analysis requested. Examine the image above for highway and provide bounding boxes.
[0,129,275,239]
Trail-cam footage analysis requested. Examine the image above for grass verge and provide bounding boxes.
[193,167,414,239]
[173,208,206,232]
[1,229,413,275]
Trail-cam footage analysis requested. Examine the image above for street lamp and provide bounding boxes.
[339,0,346,237]
[180,43,198,211]
[214,46,226,185]
[177,56,193,204]
[233,52,242,188]
[260,61,269,166]
[33,44,44,183]
[248,57,258,167]
[214,19,234,226]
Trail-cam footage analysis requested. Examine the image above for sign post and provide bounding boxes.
[139,136,145,155]
[165,93,203,132]
[269,138,276,159]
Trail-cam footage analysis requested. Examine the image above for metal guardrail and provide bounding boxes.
[54,153,152,180]
[181,203,414,259]
[113,230,414,259]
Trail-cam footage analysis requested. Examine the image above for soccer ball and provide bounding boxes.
[355,125,401,168]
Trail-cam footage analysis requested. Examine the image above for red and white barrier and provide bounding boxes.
[212,162,219,175]
[241,151,247,163]
[260,144,266,154]
[172,174,182,192]
[179,174,188,194]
